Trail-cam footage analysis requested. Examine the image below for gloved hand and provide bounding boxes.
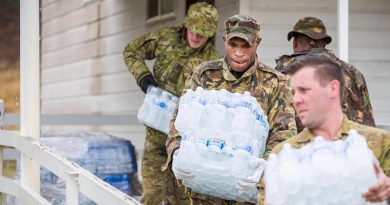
[139,74,158,93]
[236,158,266,192]
[172,149,194,180]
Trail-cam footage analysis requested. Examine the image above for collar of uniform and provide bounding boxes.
[222,57,258,81]
[327,115,351,140]
[339,114,352,138]
[297,115,350,143]
[309,47,329,54]
[296,128,315,143]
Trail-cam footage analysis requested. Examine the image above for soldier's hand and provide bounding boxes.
[140,74,158,93]
[362,163,390,202]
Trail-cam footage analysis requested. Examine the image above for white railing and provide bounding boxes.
[0,130,141,205]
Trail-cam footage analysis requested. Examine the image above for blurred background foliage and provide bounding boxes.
[0,0,20,115]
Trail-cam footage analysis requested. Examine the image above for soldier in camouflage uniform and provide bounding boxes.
[162,14,297,205]
[275,16,375,132]
[123,2,220,204]
[259,54,390,204]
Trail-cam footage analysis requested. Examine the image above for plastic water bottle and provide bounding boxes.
[207,91,228,153]
[137,86,178,134]
[153,90,170,133]
[231,92,254,156]
[185,88,205,137]
[251,103,267,157]
[264,130,385,205]
[174,88,267,203]
[137,85,160,125]
[175,89,193,133]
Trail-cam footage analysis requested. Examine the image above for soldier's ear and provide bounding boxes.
[256,37,262,44]
[328,79,341,99]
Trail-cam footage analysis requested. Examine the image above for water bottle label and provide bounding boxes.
[207,139,225,149]
[195,139,208,146]
[234,145,253,154]
[237,101,251,109]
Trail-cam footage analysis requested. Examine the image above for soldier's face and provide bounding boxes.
[290,66,331,129]
[224,37,258,72]
[187,30,209,49]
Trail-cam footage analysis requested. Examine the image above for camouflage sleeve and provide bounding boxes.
[123,30,160,86]
[264,77,297,158]
[162,72,202,171]
[354,68,376,127]
[274,55,295,74]
[380,132,390,177]
[380,132,390,204]
[274,57,285,73]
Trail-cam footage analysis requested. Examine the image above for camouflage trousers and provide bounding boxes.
[188,191,255,205]
[141,127,189,205]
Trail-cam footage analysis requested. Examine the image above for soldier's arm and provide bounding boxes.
[382,133,390,203]
[354,67,376,127]
[364,131,390,203]
[264,78,297,158]
[380,132,390,177]
[161,72,202,171]
[123,30,160,86]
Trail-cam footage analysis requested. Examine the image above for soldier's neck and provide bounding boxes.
[312,110,344,140]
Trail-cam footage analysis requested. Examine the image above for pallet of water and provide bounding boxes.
[40,132,137,205]
[172,87,269,203]
[265,130,387,205]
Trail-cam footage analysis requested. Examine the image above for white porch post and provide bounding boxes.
[338,0,349,62]
[239,0,250,15]
[20,0,41,192]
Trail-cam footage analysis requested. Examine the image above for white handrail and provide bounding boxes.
[0,130,141,205]
[0,176,50,205]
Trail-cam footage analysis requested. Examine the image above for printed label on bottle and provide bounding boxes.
[207,138,225,149]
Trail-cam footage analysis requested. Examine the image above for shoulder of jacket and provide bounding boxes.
[157,26,179,33]
[146,26,179,40]
[195,59,224,75]
[349,120,387,135]
[258,61,287,81]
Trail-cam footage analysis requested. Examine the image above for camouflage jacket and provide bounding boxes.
[123,26,220,97]
[275,48,375,131]
[163,58,297,173]
[257,115,390,204]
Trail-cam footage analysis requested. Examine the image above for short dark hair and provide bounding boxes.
[288,53,345,102]
[293,33,327,48]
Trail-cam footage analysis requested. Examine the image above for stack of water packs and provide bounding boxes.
[137,86,178,134]
[40,132,137,205]
[172,87,269,202]
[265,130,387,205]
